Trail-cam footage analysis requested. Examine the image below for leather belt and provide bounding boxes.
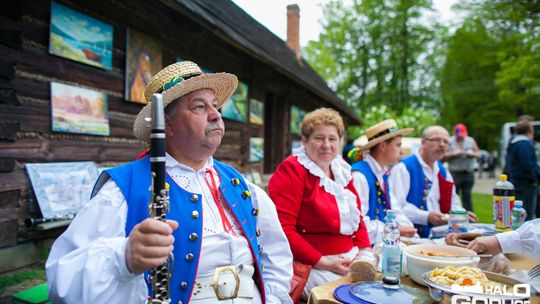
[191,264,255,301]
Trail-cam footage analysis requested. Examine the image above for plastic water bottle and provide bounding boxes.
[511,200,527,230]
[381,210,401,287]
[493,174,515,232]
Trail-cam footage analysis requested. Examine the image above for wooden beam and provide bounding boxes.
[0,122,19,141]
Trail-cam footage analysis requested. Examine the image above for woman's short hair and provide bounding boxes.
[301,107,345,138]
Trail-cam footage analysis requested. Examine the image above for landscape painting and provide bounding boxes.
[26,162,99,219]
[249,98,264,125]
[51,82,110,136]
[125,28,162,104]
[250,137,264,162]
[49,1,113,70]
[222,81,248,122]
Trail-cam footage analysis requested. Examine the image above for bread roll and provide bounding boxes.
[349,250,377,282]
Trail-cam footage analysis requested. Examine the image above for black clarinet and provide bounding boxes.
[148,93,172,304]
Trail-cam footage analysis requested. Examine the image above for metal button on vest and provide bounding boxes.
[178,301,182,304]
[190,194,198,202]
[185,253,194,262]
[180,281,188,289]
[189,233,198,241]
[191,210,199,219]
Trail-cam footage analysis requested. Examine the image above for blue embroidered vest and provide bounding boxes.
[92,157,265,303]
[351,160,390,222]
[401,154,448,238]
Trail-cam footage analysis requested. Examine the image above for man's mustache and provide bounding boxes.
[205,122,224,134]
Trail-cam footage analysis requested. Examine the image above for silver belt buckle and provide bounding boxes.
[212,265,240,300]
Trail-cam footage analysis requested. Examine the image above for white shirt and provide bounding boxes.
[46,154,293,304]
[389,152,462,226]
[352,154,414,243]
[497,219,540,259]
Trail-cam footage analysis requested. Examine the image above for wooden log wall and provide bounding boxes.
[0,0,340,253]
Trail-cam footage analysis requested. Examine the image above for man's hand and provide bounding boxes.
[445,232,483,248]
[467,236,502,256]
[315,256,353,275]
[428,211,448,226]
[399,227,418,237]
[125,219,178,274]
[467,211,478,223]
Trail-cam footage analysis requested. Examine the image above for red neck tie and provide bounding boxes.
[205,169,236,236]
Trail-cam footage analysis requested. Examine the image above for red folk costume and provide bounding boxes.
[268,148,371,267]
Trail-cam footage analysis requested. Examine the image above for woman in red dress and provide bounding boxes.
[268,108,371,298]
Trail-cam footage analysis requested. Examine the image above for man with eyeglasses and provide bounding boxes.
[389,126,478,238]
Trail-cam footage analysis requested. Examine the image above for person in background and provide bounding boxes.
[444,123,481,212]
[389,126,478,238]
[503,114,535,176]
[46,61,293,304]
[351,119,417,243]
[506,120,540,220]
[268,108,371,299]
[485,151,497,179]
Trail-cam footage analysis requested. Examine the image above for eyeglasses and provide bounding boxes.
[424,137,449,145]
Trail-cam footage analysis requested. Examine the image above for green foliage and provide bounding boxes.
[440,0,540,150]
[348,104,437,140]
[305,0,539,150]
[304,0,446,115]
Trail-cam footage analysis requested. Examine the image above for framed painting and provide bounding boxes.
[26,162,99,219]
[125,28,162,104]
[49,1,113,70]
[222,81,248,122]
[250,137,264,162]
[249,98,264,125]
[51,82,110,136]
[290,105,306,136]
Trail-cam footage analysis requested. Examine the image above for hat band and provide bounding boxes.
[156,72,202,94]
[369,126,399,141]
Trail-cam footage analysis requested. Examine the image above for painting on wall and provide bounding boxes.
[222,81,248,122]
[250,137,264,162]
[49,1,113,70]
[26,162,99,219]
[290,105,306,136]
[249,98,264,125]
[51,82,110,136]
[125,29,162,104]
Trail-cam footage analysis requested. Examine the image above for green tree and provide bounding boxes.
[304,0,446,115]
[440,0,540,150]
[347,104,437,141]
[440,17,503,150]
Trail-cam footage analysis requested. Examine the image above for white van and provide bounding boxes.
[499,121,540,168]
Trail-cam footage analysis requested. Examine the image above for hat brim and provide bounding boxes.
[133,72,238,141]
[360,128,414,151]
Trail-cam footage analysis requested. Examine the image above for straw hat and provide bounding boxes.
[360,119,414,151]
[133,61,238,141]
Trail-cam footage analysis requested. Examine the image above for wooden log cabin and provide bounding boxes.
[0,0,359,271]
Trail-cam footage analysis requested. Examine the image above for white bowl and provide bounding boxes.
[403,243,479,286]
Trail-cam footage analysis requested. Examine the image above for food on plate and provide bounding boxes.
[428,265,508,290]
[416,250,459,257]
